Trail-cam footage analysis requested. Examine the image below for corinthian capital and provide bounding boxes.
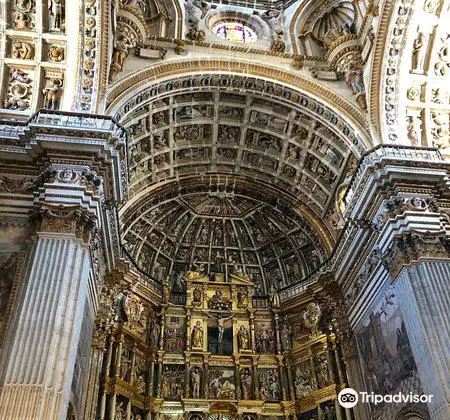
[384,231,450,279]
[30,203,98,244]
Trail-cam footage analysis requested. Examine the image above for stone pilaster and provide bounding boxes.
[394,257,450,420]
[0,111,126,420]
[0,205,95,420]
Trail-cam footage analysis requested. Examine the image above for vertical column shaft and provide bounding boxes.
[0,235,91,420]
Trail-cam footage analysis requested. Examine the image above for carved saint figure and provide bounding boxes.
[48,0,63,31]
[294,367,313,397]
[190,366,202,398]
[407,116,421,145]
[42,78,62,110]
[191,320,203,348]
[412,33,428,71]
[237,286,247,306]
[269,285,280,308]
[345,64,365,94]
[316,356,334,388]
[240,368,252,399]
[281,323,292,352]
[237,325,250,351]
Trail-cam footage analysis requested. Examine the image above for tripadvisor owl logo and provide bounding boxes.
[338,388,359,408]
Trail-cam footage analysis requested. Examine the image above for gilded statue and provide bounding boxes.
[207,289,231,310]
[191,320,203,348]
[192,284,203,303]
[237,325,250,351]
[236,286,248,307]
[316,356,334,388]
[240,368,253,399]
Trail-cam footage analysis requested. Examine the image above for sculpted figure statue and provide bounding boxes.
[412,33,428,71]
[237,325,250,351]
[191,366,202,398]
[191,320,203,348]
[269,285,280,308]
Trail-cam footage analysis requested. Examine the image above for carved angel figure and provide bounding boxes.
[303,302,322,335]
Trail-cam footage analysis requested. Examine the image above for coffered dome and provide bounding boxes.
[122,183,326,293]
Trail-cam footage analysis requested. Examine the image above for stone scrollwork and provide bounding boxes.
[384,232,450,279]
[13,0,36,30]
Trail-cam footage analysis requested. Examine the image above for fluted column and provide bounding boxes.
[395,260,450,420]
[81,320,108,420]
[0,212,93,420]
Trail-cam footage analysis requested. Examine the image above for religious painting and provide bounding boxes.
[259,368,281,401]
[207,312,233,355]
[163,316,186,352]
[161,364,185,401]
[357,286,427,419]
[254,320,276,354]
[208,367,236,399]
[293,359,316,398]
[0,224,29,253]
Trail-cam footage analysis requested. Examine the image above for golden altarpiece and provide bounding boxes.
[96,265,349,420]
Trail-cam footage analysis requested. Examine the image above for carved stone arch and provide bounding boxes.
[105,58,371,148]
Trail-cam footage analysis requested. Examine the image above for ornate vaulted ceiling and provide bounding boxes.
[117,70,363,291]
[122,186,326,293]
